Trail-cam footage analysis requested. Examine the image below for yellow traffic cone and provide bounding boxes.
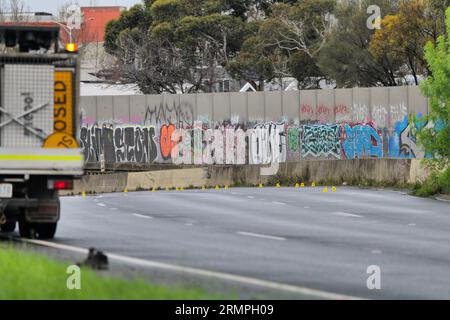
[332,186,337,192]
[180,186,184,191]
[312,182,316,187]
[301,183,305,188]
[124,188,128,193]
[224,185,229,190]
[215,185,220,190]
[259,183,264,188]
[202,186,206,190]
[82,192,86,198]
[323,187,328,193]
[276,183,281,188]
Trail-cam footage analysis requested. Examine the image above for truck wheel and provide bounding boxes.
[0,220,16,233]
[19,220,57,239]
[18,219,33,238]
[35,223,57,239]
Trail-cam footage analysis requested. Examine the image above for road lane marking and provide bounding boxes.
[408,223,416,227]
[271,201,286,205]
[3,236,362,300]
[97,203,106,207]
[371,250,382,254]
[237,231,286,241]
[247,196,255,199]
[132,213,153,219]
[332,212,363,218]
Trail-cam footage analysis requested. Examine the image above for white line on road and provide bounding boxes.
[97,203,106,207]
[271,201,286,205]
[132,213,153,219]
[247,196,255,199]
[237,231,286,241]
[332,212,363,218]
[5,237,362,300]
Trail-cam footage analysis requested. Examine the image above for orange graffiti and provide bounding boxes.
[160,124,175,160]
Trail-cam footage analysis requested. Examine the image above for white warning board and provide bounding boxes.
[0,64,54,147]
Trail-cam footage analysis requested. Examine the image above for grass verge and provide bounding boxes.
[0,246,222,300]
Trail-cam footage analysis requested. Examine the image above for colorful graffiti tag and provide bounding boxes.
[81,119,423,165]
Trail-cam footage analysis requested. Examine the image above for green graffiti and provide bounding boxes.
[288,127,299,151]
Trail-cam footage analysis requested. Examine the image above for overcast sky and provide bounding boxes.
[6,0,142,14]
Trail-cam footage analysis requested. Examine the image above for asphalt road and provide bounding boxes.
[50,187,450,299]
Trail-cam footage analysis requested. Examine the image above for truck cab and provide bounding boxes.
[0,25,84,239]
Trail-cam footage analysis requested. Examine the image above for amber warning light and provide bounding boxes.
[65,43,78,53]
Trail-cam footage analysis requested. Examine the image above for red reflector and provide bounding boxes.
[53,180,73,190]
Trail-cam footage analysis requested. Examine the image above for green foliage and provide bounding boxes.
[413,166,450,197]
[103,0,450,92]
[0,247,227,299]
[418,7,450,159]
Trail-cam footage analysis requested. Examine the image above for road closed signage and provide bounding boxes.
[44,70,77,148]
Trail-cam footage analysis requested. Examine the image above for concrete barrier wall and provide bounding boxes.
[79,86,431,166]
[65,159,429,195]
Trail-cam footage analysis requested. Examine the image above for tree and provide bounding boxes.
[318,0,402,88]
[418,6,450,159]
[104,0,246,94]
[369,0,449,86]
[227,0,336,89]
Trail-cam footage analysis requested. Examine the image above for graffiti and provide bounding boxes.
[80,124,158,163]
[249,123,286,164]
[287,127,299,152]
[316,104,332,123]
[352,104,369,123]
[335,104,350,123]
[390,103,407,124]
[372,105,388,127]
[301,125,341,159]
[342,123,383,159]
[160,124,176,160]
[81,112,434,165]
[389,115,432,158]
[144,102,194,127]
[300,104,314,117]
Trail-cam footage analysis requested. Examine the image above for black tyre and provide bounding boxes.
[0,220,16,233]
[35,223,57,239]
[19,220,57,239]
[18,218,33,238]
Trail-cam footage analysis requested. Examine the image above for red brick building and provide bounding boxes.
[0,6,125,46]
[79,6,125,44]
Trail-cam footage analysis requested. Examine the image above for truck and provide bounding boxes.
[0,25,84,239]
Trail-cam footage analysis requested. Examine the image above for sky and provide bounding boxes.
[11,0,142,14]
